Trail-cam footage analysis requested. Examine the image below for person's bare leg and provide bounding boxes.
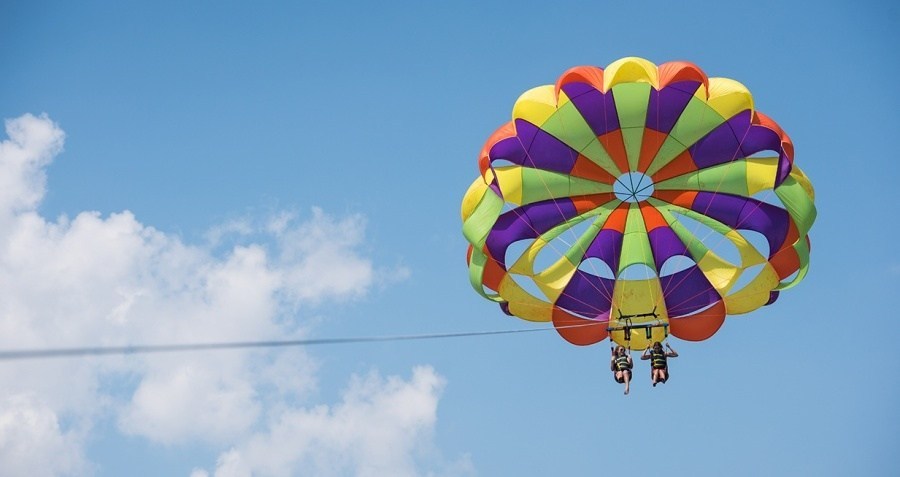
[624,371,631,395]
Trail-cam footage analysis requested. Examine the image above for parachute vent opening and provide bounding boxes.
[578,257,616,279]
[614,172,654,203]
[728,263,766,295]
[672,212,741,265]
[509,272,549,301]
[481,284,498,296]
[747,151,780,159]
[659,255,697,277]
[751,190,787,209]
[618,264,658,280]
[532,219,595,272]
[533,246,565,273]
[490,159,518,169]
[779,269,800,286]
[737,229,771,259]
[504,239,532,270]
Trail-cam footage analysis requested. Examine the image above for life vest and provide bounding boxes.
[650,349,667,369]
[614,355,632,371]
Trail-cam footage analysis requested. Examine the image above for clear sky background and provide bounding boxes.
[0,1,897,476]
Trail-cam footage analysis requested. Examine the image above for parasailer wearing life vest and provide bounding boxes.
[641,341,678,387]
[610,345,633,395]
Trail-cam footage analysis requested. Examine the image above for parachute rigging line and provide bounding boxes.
[0,321,606,361]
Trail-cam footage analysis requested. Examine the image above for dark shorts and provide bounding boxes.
[614,369,632,383]
[651,367,669,381]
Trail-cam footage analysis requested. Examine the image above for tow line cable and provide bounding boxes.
[0,321,608,361]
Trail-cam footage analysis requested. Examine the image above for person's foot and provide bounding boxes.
[624,386,630,395]
[652,382,657,387]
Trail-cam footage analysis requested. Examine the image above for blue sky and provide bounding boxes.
[1,1,897,476]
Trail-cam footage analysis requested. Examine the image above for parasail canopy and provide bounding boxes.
[461,57,816,349]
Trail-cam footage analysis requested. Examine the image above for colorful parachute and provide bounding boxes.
[461,57,816,349]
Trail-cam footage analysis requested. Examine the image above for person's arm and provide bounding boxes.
[666,343,678,358]
[640,346,651,360]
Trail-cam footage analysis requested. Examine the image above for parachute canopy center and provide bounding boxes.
[613,171,655,203]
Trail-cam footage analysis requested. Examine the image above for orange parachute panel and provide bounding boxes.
[552,307,608,346]
[668,301,726,341]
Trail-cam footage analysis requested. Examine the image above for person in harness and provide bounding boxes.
[610,345,633,395]
[641,341,678,386]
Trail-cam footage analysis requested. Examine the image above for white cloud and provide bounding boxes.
[118,360,261,445]
[0,113,64,217]
[277,207,376,304]
[209,366,472,477]
[0,394,88,477]
[0,113,450,475]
